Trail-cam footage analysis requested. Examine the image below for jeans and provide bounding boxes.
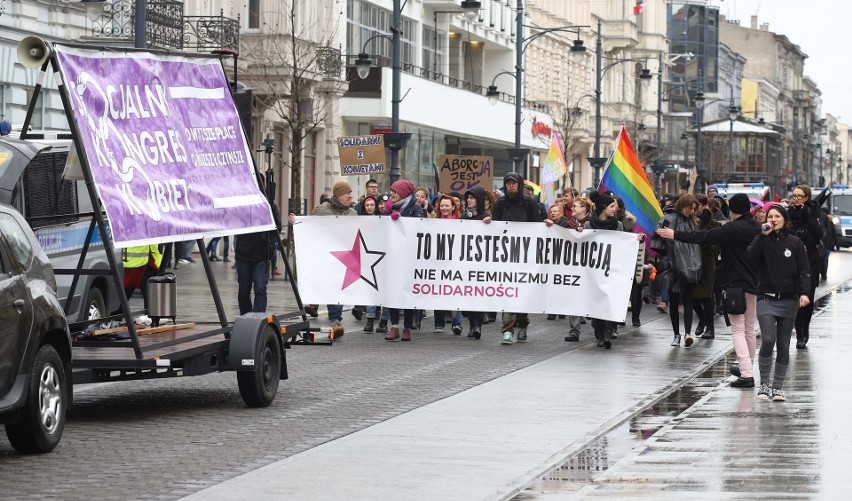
[366,305,379,319]
[236,260,268,315]
[434,310,462,327]
[179,240,195,260]
[207,236,230,259]
[327,304,343,322]
[568,315,582,335]
[501,312,529,333]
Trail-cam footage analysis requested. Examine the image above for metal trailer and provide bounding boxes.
[16,38,320,408]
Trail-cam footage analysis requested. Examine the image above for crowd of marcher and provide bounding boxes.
[160,173,832,406]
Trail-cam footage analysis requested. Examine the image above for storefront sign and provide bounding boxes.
[53,45,275,248]
[337,134,386,175]
[293,216,639,322]
[438,154,493,193]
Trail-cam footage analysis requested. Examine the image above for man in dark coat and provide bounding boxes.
[484,172,543,345]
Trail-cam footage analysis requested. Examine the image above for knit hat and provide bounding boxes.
[391,179,415,199]
[333,180,352,198]
[589,190,615,216]
[728,193,751,215]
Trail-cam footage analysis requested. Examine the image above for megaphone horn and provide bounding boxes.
[17,36,51,69]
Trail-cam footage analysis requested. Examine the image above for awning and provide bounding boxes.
[692,120,780,135]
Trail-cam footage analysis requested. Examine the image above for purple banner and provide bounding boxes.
[54,45,275,248]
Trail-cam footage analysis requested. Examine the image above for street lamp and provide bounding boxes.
[486,2,587,177]
[355,0,466,182]
[694,90,706,193]
[591,19,653,187]
[728,103,740,179]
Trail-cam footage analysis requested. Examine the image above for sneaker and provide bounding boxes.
[516,329,527,343]
[209,255,221,261]
[452,325,463,335]
[223,257,231,262]
[671,334,681,346]
[178,258,191,264]
[757,383,772,400]
[472,328,481,340]
[771,388,786,402]
[375,319,389,334]
[596,339,605,347]
[657,303,668,313]
[363,318,374,333]
[331,320,344,339]
[564,332,580,342]
[433,326,445,333]
[501,331,513,345]
[684,335,694,348]
[730,377,755,388]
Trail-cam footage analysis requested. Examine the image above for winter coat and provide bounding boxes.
[313,198,357,216]
[491,192,543,223]
[657,211,702,293]
[788,201,824,265]
[671,212,761,294]
[692,212,721,299]
[746,232,811,298]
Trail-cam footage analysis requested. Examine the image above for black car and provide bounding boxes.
[0,203,71,453]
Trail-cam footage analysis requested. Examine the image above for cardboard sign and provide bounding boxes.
[338,135,386,176]
[437,155,493,194]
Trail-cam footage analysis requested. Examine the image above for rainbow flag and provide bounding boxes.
[598,127,662,251]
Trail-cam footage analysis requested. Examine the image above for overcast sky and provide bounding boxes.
[713,0,852,124]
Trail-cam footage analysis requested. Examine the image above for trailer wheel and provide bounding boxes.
[5,344,68,454]
[237,326,281,407]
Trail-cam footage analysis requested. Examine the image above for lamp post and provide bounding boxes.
[694,90,705,193]
[486,3,587,178]
[818,142,824,186]
[827,148,834,187]
[356,2,480,183]
[591,19,653,187]
[652,53,664,194]
[728,102,740,179]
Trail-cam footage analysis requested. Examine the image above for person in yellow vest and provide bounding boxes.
[122,244,163,311]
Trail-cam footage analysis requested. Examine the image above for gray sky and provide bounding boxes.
[714,0,852,124]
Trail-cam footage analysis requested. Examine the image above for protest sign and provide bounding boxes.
[293,217,639,322]
[438,155,493,193]
[338,135,386,176]
[54,45,275,248]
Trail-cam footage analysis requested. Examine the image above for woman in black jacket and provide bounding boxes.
[747,205,811,402]
[788,185,823,349]
[461,187,489,339]
[656,194,703,348]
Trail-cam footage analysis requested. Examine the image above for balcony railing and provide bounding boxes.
[345,55,551,113]
[90,0,239,52]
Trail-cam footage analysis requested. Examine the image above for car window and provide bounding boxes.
[0,213,34,272]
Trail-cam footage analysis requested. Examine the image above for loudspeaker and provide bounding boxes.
[17,36,50,69]
[232,82,253,148]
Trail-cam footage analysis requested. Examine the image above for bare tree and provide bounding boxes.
[240,1,342,210]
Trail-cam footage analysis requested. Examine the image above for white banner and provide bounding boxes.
[293,216,639,322]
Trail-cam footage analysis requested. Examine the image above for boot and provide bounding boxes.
[304,304,319,317]
[401,328,412,341]
[376,319,388,333]
[701,326,715,339]
[385,326,400,341]
[695,321,706,336]
[331,320,344,339]
[604,327,613,350]
[351,306,363,321]
[546,314,556,320]
[363,318,375,333]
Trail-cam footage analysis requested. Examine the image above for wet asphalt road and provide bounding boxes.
[1,250,850,500]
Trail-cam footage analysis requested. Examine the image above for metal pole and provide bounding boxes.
[819,145,824,186]
[655,53,663,195]
[729,108,735,180]
[390,0,402,184]
[793,111,799,184]
[514,0,525,176]
[134,0,146,48]
[593,18,603,187]
[696,106,703,193]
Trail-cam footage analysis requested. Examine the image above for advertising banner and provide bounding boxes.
[437,154,494,193]
[337,135,386,176]
[54,45,275,248]
[293,217,639,321]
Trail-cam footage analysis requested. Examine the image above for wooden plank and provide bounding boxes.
[89,322,195,337]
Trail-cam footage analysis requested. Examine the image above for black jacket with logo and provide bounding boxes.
[746,232,811,297]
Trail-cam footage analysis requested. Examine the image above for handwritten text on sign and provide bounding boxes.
[438,154,493,193]
[338,135,386,175]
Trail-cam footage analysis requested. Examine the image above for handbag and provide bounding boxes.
[722,287,746,315]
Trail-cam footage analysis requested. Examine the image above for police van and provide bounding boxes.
[706,182,771,201]
[0,134,121,322]
[816,185,852,248]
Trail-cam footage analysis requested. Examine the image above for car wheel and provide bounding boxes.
[5,344,68,454]
[237,326,281,408]
[85,287,106,321]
